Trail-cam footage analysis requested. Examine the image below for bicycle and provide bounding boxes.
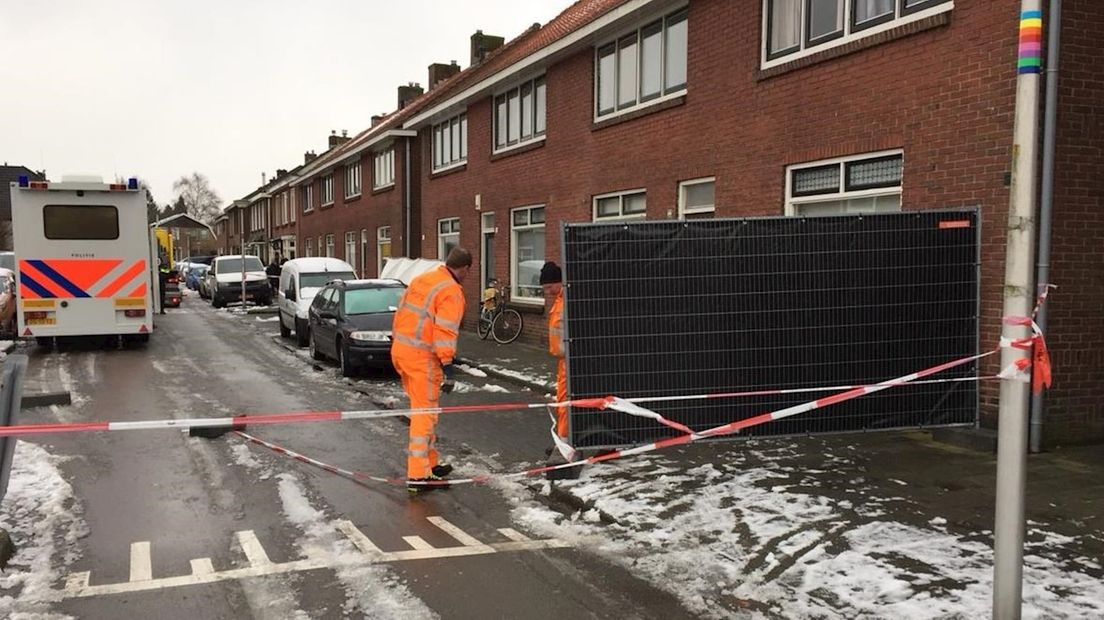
[477,283,524,344]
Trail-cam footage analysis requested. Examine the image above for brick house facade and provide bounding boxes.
[220,0,1103,445]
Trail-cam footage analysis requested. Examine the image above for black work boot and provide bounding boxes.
[431,463,453,477]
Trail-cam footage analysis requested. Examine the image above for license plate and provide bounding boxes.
[27,318,57,326]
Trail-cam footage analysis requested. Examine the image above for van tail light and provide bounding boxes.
[125,309,146,318]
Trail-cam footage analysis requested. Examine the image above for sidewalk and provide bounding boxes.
[453,331,1104,617]
[455,332,556,395]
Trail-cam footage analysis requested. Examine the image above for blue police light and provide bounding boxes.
[128,177,139,190]
[18,175,29,187]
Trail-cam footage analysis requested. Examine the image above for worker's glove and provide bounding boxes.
[441,364,456,394]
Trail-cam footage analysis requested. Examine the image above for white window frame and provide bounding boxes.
[762,0,953,70]
[510,205,546,305]
[373,149,395,189]
[432,113,468,172]
[437,218,460,259]
[304,236,313,257]
[784,150,904,216]
[377,226,392,277]
[344,160,362,199]
[345,231,357,268]
[594,7,688,122]
[325,234,335,258]
[493,75,547,154]
[302,185,314,213]
[593,189,648,221]
[321,174,334,207]
[678,177,716,218]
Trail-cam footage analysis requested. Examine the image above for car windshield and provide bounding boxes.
[0,254,13,271]
[344,287,404,315]
[300,272,356,290]
[216,257,264,274]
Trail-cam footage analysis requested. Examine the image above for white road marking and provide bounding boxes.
[334,520,384,557]
[402,536,434,551]
[57,521,571,600]
[236,530,273,566]
[130,542,152,582]
[427,516,490,548]
[191,558,215,575]
[497,528,532,542]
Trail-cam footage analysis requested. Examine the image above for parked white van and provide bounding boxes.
[278,257,356,346]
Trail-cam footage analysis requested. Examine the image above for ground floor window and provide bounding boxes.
[678,177,716,220]
[511,205,545,302]
[378,226,392,276]
[345,231,356,269]
[786,151,903,216]
[438,218,460,260]
[593,189,646,221]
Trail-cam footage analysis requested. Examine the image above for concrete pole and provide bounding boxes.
[994,2,1043,618]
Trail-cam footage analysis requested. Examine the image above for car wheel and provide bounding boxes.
[309,330,325,361]
[279,312,291,338]
[212,294,225,309]
[338,339,355,378]
[295,318,309,347]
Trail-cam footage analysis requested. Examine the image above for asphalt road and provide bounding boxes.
[11,293,692,618]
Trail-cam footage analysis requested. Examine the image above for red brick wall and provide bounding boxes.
[297,141,414,277]
[1040,0,1104,446]
[417,1,1024,366]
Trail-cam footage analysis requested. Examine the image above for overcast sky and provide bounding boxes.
[1,0,574,208]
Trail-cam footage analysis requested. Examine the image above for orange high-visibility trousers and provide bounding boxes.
[556,358,568,438]
[394,353,444,479]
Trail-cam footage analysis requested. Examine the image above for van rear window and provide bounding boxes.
[43,205,119,240]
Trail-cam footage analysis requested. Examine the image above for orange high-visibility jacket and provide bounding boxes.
[548,290,565,359]
[392,265,465,365]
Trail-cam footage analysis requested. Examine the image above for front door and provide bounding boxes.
[481,212,495,290]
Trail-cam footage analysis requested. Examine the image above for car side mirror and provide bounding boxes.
[319,309,335,320]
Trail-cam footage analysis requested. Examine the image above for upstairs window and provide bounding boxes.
[433,113,467,171]
[321,175,334,206]
[300,183,313,211]
[494,76,547,152]
[374,149,395,189]
[764,0,952,65]
[595,8,687,119]
[344,160,362,199]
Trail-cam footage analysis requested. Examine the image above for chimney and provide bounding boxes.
[470,30,505,65]
[428,61,461,90]
[371,114,386,127]
[328,129,351,149]
[304,150,318,165]
[276,168,288,179]
[262,172,267,185]
[397,82,424,110]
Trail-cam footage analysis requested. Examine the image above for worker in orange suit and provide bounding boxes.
[541,261,568,438]
[391,247,471,492]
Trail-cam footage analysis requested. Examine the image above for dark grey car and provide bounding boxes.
[307,279,405,377]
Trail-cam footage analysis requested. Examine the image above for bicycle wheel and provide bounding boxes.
[491,308,524,344]
[477,309,493,340]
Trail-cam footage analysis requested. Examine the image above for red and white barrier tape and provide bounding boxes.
[239,348,998,488]
[0,375,993,438]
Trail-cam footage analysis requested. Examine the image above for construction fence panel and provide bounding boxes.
[562,211,979,449]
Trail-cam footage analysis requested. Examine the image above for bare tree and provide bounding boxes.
[172,172,222,224]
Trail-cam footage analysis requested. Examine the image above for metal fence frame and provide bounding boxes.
[561,210,981,449]
[0,354,27,501]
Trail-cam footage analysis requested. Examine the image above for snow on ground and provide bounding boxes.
[475,363,551,389]
[275,473,436,619]
[454,363,486,378]
[0,441,87,619]
[255,316,281,322]
[489,445,1104,619]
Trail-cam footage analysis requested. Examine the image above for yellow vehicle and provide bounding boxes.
[154,227,174,269]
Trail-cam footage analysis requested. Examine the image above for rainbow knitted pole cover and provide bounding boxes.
[1018,10,1042,74]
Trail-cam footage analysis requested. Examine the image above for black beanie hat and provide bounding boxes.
[539,261,562,284]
